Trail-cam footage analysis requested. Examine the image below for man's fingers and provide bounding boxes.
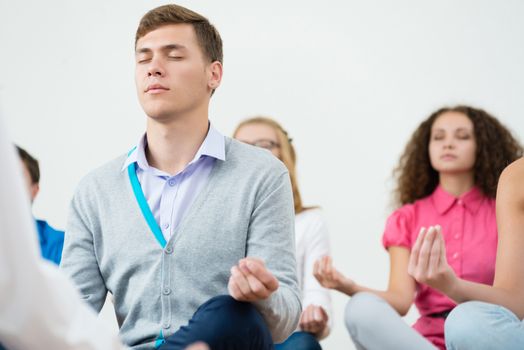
[241,259,279,291]
[228,276,247,301]
[244,256,265,265]
[245,272,271,299]
[230,266,252,297]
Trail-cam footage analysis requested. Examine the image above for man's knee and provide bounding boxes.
[165,295,273,350]
[195,295,271,343]
[196,295,265,330]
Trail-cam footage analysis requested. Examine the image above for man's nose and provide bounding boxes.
[147,58,165,77]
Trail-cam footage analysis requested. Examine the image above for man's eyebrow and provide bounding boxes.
[135,44,187,54]
[162,44,187,51]
[135,47,152,55]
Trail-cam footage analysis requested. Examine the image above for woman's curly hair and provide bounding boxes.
[394,105,523,206]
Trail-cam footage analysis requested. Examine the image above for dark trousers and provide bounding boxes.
[160,295,274,350]
[275,331,322,350]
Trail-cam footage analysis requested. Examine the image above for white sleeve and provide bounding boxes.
[300,210,333,333]
[0,115,126,350]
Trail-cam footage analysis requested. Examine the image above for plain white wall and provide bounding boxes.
[1,1,523,349]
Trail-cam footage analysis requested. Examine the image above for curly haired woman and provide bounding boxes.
[314,106,523,349]
[409,155,524,349]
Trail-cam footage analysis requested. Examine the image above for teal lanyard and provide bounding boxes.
[154,330,165,348]
[127,162,167,248]
[127,151,169,347]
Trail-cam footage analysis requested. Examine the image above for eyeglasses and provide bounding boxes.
[246,139,280,150]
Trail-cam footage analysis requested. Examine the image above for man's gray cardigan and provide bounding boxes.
[60,137,301,349]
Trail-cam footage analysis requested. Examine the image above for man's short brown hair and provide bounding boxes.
[16,145,40,184]
[135,4,223,65]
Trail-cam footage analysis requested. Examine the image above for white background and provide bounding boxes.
[1,1,523,349]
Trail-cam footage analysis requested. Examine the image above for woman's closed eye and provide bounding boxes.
[455,132,472,140]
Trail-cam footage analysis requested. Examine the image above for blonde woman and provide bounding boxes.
[234,117,332,350]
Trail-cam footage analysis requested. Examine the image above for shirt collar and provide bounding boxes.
[121,123,226,172]
[197,124,226,161]
[431,185,485,215]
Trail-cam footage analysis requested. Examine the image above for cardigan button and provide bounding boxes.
[163,322,170,329]
[165,246,173,254]
[163,288,172,295]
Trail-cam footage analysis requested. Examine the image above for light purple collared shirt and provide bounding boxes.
[122,124,226,241]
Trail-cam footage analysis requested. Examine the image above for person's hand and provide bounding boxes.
[407,226,458,294]
[228,257,279,302]
[299,304,329,338]
[313,256,355,294]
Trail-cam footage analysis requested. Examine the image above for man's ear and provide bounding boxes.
[207,61,223,91]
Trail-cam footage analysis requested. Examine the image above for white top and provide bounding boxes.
[295,208,333,332]
[0,115,126,350]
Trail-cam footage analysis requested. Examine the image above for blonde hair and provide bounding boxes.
[233,116,309,214]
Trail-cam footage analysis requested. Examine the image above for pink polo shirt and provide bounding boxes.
[382,185,498,349]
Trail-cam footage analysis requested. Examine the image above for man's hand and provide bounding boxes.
[228,257,279,302]
[299,304,329,338]
[407,226,458,294]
